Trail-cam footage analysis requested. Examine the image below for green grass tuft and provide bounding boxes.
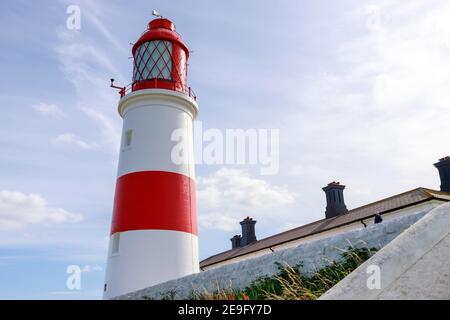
[191,246,376,300]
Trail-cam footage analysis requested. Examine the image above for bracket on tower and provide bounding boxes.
[110,78,126,97]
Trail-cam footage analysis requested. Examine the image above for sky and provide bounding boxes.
[0,0,449,299]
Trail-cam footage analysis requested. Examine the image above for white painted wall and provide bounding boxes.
[319,202,450,300]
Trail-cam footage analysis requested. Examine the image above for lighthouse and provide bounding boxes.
[103,16,199,299]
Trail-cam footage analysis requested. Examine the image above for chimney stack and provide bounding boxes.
[323,182,348,219]
[434,156,450,193]
[230,235,241,249]
[240,217,257,246]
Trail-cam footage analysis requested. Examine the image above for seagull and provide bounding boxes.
[152,10,162,18]
[374,213,383,224]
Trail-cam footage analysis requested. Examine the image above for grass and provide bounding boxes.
[189,246,376,300]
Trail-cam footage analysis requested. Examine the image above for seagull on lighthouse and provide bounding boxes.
[152,9,162,18]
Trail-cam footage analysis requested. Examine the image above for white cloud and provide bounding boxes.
[0,190,83,230]
[80,107,120,151]
[81,0,125,51]
[198,212,240,233]
[197,168,296,231]
[32,103,65,119]
[54,26,123,152]
[278,0,450,218]
[51,133,96,150]
[342,1,450,112]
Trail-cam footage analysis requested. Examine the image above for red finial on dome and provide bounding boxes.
[130,17,193,97]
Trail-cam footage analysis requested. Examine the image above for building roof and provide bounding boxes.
[200,187,450,268]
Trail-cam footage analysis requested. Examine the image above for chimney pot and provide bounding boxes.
[434,156,450,193]
[322,181,348,219]
[240,217,257,246]
[230,235,241,249]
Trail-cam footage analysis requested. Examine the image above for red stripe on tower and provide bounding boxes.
[111,171,197,235]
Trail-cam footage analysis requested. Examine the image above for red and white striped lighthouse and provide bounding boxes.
[103,16,199,299]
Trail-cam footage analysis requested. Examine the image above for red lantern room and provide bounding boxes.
[131,18,192,96]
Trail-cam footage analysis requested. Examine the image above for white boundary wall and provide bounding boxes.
[320,202,450,300]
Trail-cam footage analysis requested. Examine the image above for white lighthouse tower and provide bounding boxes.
[103,16,199,299]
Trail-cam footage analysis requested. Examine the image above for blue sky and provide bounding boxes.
[1,0,449,299]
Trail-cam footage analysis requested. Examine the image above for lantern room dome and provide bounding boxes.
[132,18,189,58]
[149,18,175,31]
